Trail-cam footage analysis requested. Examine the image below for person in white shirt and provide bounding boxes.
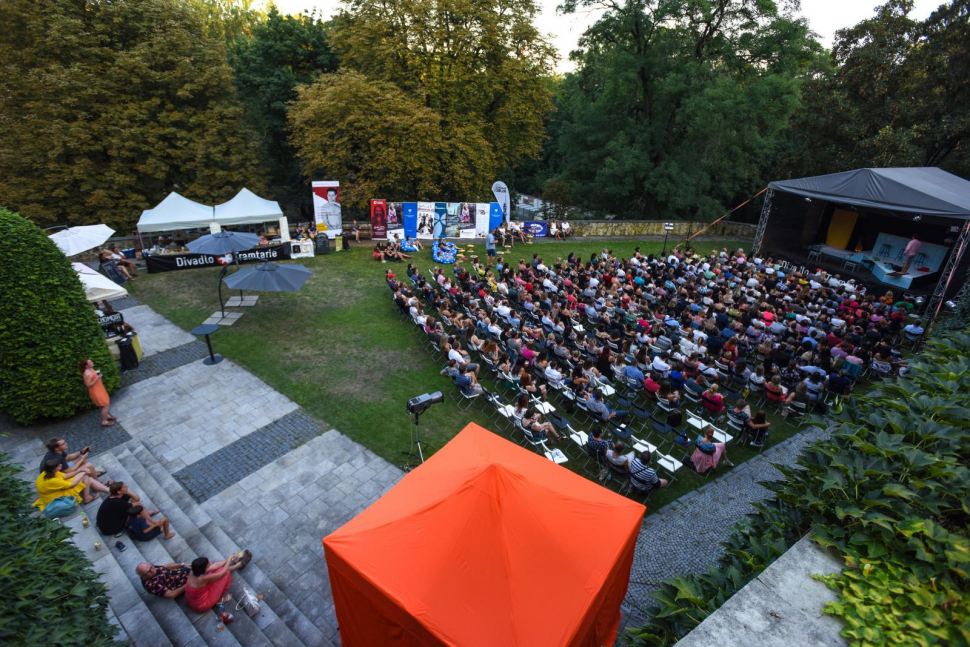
[561,220,571,237]
[550,221,560,240]
[447,338,480,376]
[651,352,671,376]
[495,302,512,319]
[606,440,635,470]
[486,319,503,337]
[542,277,558,293]
[544,361,564,386]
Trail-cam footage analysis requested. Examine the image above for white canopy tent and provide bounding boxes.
[136,189,289,241]
[73,263,128,302]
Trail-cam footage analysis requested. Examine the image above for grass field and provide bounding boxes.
[128,237,812,513]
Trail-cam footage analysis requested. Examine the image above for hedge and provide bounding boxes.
[0,454,116,644]
[0,208,119,424]
[626,330,970,646]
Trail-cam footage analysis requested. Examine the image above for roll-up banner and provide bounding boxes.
[417,202,435,239]
[475,203,491,237]
[459,203,476,239]
[491,181,510,226]
[145,243,292,274]
[489,203,505,234]
[370,199,387,240]
[433,203,448,239]
[403,203,418,239]
[387,202,405,242]
[311,181,342,239]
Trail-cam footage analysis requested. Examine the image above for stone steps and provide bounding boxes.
[122,440,333,647]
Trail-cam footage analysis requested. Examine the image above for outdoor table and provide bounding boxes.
[191,323,222,365]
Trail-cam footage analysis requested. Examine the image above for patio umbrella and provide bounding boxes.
[223,263,312,293]
[72,263,129,302]
[186,230,260,255]
[49,224,115,256]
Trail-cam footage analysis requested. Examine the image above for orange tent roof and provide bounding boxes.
[323,423,645,646]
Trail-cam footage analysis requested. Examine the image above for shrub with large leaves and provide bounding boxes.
[0,454,114,644]
[0,208,119,424]
[626,331,970,646]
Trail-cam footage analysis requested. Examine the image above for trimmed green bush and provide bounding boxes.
[626,331,970,646]
[0,208,119,424]
[0,454,115,644]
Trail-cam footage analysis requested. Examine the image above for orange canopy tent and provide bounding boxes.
[323,423,646,646]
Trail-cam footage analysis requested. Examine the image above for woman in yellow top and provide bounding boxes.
[35,459,104,510]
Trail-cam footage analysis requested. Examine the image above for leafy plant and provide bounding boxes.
[0,208,119,424]
[626,331,970,645]
[0,454,115,645]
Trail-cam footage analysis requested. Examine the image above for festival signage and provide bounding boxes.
[387,202,405,241]
[403,202,418,239]
[491,181,510,226]
[311,180,342,239]
[370,199,387,240]
[145,243,292,273]
[524,221,548,237]
[98,311,124,332]
[475,203,491,237]
[458,202,476,239]
[417,202,435,239]
[433,203,448,239]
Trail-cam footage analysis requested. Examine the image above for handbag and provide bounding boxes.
[235,587,261,617]
[43,496,77,519]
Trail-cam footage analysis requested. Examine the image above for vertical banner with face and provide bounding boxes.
[433,203,448,239]
[489,202,505,233]
[370,199,387,240]
[417,202,435,239]
[475,203,491,238]
[459,202,477,239]
[386,202,405,242]
[311,181,342,238]
[403,203,418,239]
[445,203,461,238]
[491,181,510,227]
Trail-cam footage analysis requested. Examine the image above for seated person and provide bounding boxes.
[701,383,725,415]
[586,389,628,422]
[96,481,160,536]
[586,424,613,458]
[350,219,361,242]
[629,451,669,494]
[455,364,487,396]
[691,425,734,473]
[185,554,250,614]
[126,505,175,541]
[35,458,109,510]
[108,245,138,277]
[523,409,562,442]
[606,439,634,471]
[746,410,771,447]
[136,561,193,599]
[40,438,102,481]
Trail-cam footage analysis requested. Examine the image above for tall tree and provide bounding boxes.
[779,0,970,179]
[229,6,339,219]
[552,0,822,219]
[0,0,264,231]
[294,0,556,202]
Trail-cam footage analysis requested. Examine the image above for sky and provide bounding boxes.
[272,0,942,72]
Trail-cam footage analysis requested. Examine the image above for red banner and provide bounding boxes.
[370,199,387,241]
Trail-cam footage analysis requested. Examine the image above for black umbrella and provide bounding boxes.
[189,231,261,317]
[223,263,312,293]
[187,231,261,255]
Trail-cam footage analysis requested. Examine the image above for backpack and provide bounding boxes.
[43,496,77,519]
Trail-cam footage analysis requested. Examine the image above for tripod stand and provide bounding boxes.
[401,410,434,472]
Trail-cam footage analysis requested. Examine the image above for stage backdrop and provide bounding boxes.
[312,181,342,239]
[826,209,858,250]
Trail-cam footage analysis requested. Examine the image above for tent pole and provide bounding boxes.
[925,220,970,334]
[752,189,773,256]
[218,266,228,319]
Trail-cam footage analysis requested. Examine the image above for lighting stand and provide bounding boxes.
[401,410,433,472]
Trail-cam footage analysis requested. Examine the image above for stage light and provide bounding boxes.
[804,197,812,203]
[913,214,922,221]
[406,391,444,415]
[945,300,957,310]
[915,296,925,306]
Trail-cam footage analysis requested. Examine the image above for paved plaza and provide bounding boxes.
[0,298,831,645]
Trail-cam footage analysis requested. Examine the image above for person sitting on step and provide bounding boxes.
[125,505,175,541]
[136,561,193,599]
[96,481,161,536]
[39,438,103,482]
[185,553,251,613]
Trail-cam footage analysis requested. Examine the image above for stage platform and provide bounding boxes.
[816,245,936,290]
[772,246,935,299]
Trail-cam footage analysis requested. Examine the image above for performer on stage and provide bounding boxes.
[902,234,921,272]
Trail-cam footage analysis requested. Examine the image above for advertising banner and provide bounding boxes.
[458,202,477,239]
[433,203,448,239]
[387,202,405,241]
[145,243,292,274]
[524,221,548,237]
[311,181,342,239]
[403,202,418,239]
[417,202,435,239]
[475,203,491,237]
[491,181,510,226]
[489,203,505,234]
[370,199,387,240]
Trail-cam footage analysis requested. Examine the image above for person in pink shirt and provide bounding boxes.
[902,235,921,272]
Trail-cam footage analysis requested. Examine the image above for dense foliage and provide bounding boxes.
[0,453,114,645]
[0,0,265,231]
[289,0,555,205]
[778,0,970,181]
[626,331,970,645]
[229,6,338,219]
[0,209,119,424]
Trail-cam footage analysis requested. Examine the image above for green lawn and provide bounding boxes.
[128,237,812,513]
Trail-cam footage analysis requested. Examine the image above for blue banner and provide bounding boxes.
[489,203,505,234]
[525,221,548,237]
[403,202,418,239]
[433,202,448,239]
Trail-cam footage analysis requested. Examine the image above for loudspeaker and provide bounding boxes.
[316,235,331,254]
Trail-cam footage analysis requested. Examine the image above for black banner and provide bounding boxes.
[98,311,124,332]
[145,243,292,274]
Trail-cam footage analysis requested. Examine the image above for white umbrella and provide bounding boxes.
[49,224,116,256]
[72,263,129,302]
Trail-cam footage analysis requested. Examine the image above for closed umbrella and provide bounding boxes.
[49,224,115,256]
[72,263,129,302]
[223,263,312,293]
[187,230,260,255]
